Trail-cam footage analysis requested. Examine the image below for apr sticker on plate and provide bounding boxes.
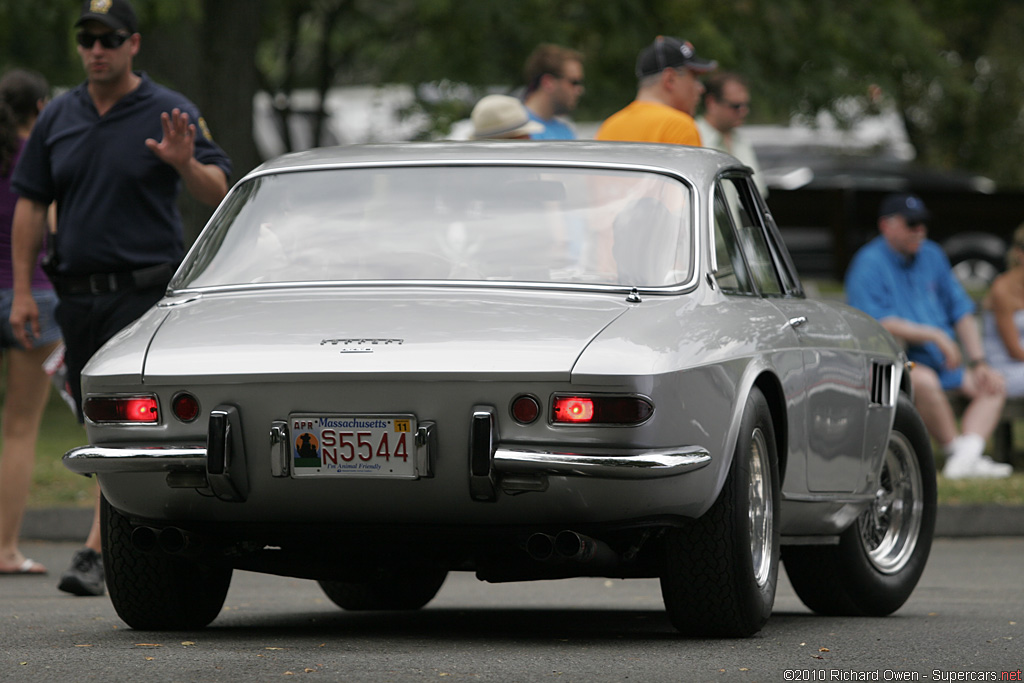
[290,414,418,478]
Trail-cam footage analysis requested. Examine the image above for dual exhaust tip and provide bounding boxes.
[526,530,613,564]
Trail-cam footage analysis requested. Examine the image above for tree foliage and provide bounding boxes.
[2,0,1023,186]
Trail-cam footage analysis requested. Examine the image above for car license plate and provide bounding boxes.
[290,414,418,479]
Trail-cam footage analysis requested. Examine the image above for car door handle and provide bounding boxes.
[787,316,808,328]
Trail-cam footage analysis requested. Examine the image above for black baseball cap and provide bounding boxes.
[636,36,717,78]
[879,193,931,223]
[75,0,138,34]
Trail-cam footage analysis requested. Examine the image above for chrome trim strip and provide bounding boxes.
[171,279,663,297]
[63,446,206,475]
[782,492,877,504]
[493,445,710,479]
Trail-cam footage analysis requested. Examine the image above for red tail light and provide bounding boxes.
[84,395,159,424]
[551,394,653,425]
[553,396,594,423]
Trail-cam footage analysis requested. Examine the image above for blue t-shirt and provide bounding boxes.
[12,72,232,275]
[527,110,577,140]
[845,235,976,388]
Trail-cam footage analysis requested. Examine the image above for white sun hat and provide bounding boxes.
[470,94,545,139]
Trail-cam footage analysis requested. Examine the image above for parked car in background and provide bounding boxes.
[65,141,935,637]
[760,150,1024,291]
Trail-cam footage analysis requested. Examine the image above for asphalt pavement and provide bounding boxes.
[5,538,1023,681]
[20,503,1024,542]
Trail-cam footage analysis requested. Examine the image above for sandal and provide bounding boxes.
[0,558,48,575]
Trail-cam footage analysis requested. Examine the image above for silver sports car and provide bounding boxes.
[66,141,935,637]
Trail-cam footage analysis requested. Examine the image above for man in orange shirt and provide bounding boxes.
[596,36,717,146]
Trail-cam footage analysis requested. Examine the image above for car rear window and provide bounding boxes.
[173,165,694,289]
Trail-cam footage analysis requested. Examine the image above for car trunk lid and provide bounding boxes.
[142,288,630,382]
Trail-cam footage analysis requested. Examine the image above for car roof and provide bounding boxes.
[244,141,748,187]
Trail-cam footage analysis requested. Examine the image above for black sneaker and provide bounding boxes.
[57,548,105,596]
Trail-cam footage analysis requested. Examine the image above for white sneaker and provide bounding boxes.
[943,453,1014,479]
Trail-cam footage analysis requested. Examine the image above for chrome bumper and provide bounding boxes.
[65,444,710,480]
[493,446,711,479]
[64,446,206,475]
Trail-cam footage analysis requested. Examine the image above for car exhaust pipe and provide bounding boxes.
[130,525,159,552]
[527,530,618,567]
[526,533,556,561]
[158,527,192,554]
[554,530,616,566]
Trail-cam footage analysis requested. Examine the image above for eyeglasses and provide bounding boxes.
[906,221,927,230]
[76,31,130,49]
[720,99,751,112]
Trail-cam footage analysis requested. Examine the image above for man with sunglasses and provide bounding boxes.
[521,44,585,140]
[846,193,1012,479]
[696,72,767,198]
[8,0,232,596]
[596,36,716,146]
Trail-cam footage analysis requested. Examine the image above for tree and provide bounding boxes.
[3,0,1024,187]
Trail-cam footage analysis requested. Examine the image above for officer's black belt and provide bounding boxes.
[53,263,175,296]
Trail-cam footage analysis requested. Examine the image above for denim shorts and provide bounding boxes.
[0,288,62,350]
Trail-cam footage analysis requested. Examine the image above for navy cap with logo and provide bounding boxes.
[879,193,931,223]
[75,0,138,34]
[636,36,718,79]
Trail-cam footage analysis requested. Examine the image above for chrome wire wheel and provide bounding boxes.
[748,426,773,587]
[858,431,923,574]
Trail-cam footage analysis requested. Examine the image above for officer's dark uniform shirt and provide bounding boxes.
[12,71,232,276]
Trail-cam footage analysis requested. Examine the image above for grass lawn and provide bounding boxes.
[8,385,1024,509]
[28,389,94,508]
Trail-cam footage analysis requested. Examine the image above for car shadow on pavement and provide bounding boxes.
[188,607,685,641]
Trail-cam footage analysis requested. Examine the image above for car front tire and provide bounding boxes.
[782,393,936,616]
[102,495,232,630]
[660,386,781,637]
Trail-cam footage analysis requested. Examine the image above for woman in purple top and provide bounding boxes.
[0,68,62,575]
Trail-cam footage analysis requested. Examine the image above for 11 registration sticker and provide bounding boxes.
[290,414,418,478]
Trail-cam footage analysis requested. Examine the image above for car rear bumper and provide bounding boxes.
[64,444,711,479]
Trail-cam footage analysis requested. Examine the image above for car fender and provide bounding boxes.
[81,305,172,389]
[709,357,784,513]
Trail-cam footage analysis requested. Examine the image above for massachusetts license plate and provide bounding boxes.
[290,414,418,479]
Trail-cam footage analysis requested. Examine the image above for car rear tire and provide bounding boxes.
[318,567,448,611]
[101,495,232,630]
[660,386,780,637]
[782,393,936,616]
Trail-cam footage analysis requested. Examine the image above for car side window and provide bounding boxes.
[719,177,784,296]
[712,189,753,294]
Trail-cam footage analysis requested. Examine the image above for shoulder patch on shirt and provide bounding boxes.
[198,117,214,141]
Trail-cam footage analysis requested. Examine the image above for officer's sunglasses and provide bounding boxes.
[76,31,130,50]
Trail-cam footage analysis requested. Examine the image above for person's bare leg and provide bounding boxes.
[959,370,1006,442]
[0,342,59,571]
[909,364,958,446]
